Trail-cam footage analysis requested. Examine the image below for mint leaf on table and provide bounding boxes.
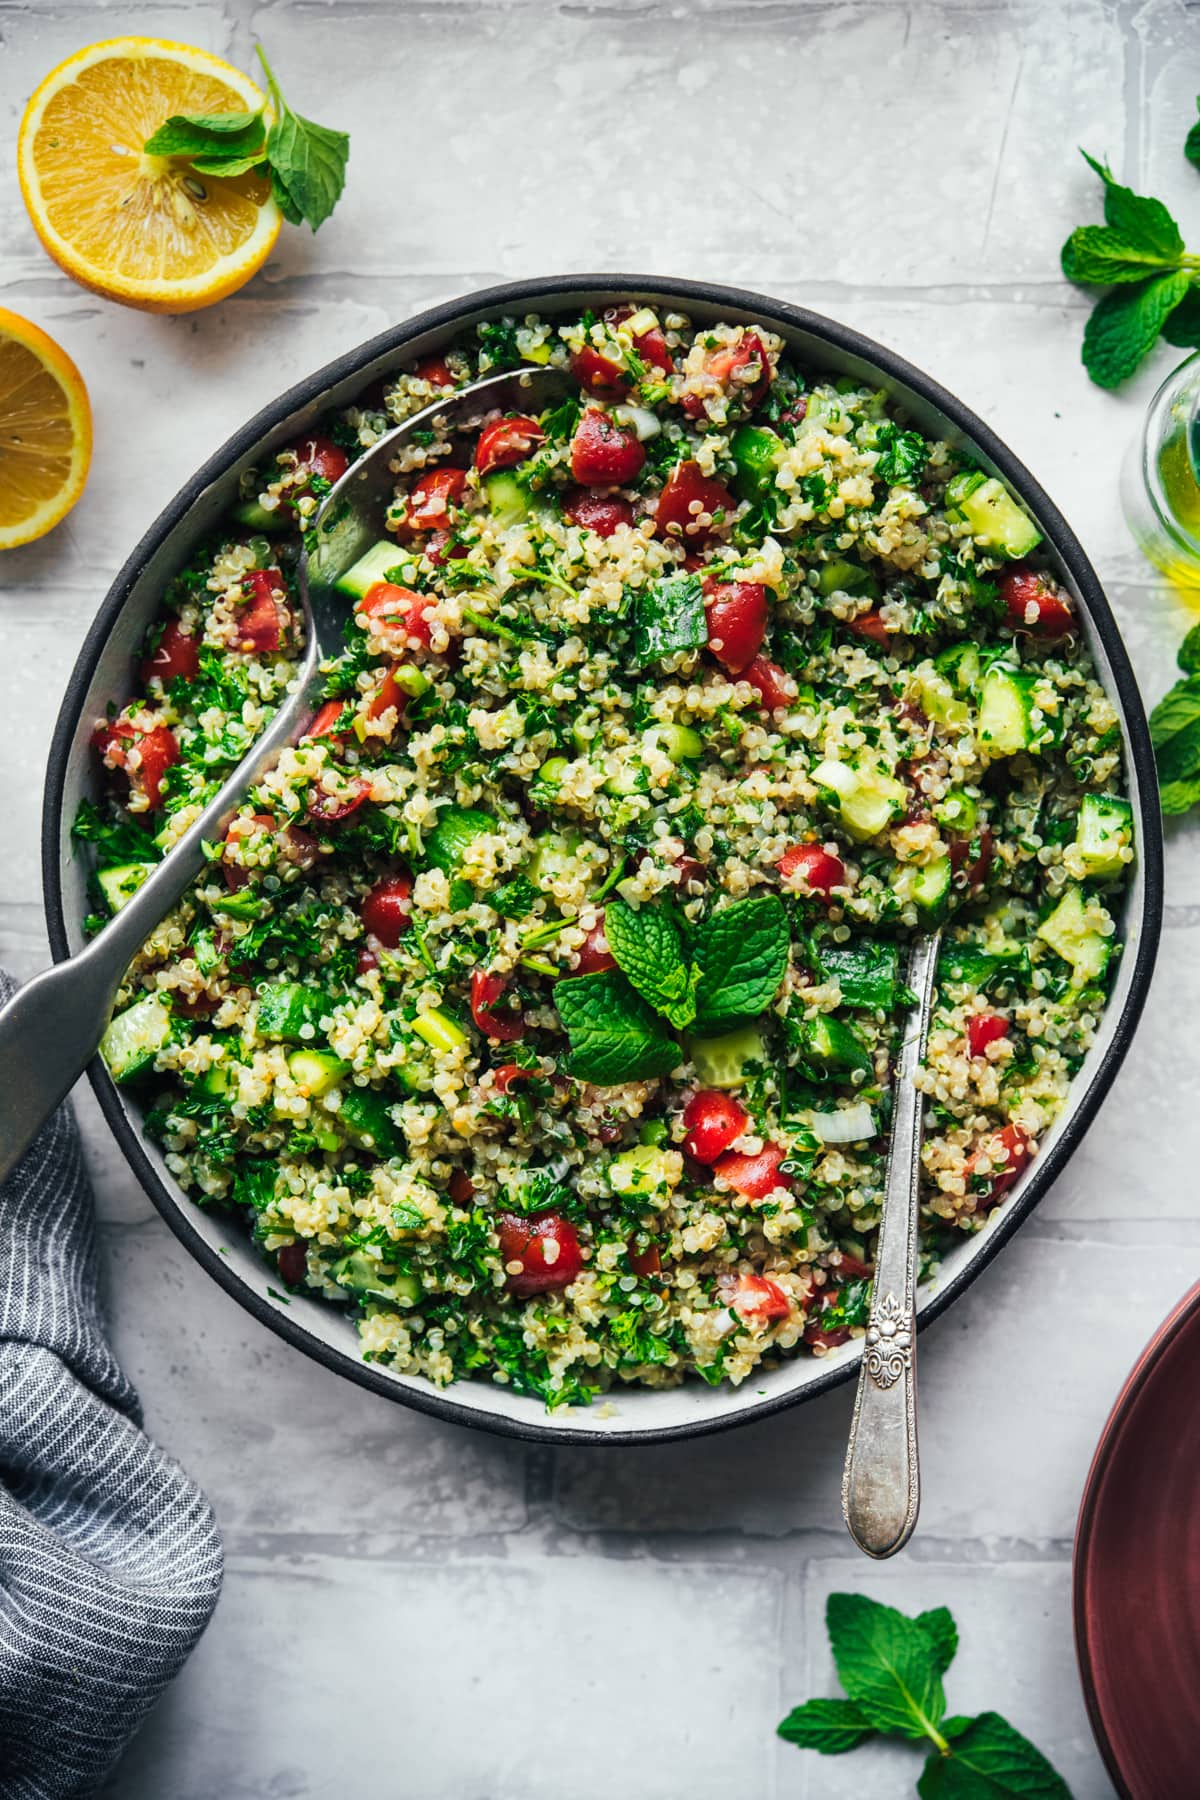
[632,573,708,668]
[1186,96,1200,169]
[1149,672,1200,812]
[257,46,349,231]
[917,1712,1072,1799]
[1080,270,1194,389]
[777,1698,876,1754]
[553,969,679,1085]
[692,894,789,1031]
[916,1607,959,1677]
[1178,621,1200,673]
[1162,286,1200,346]
[1061,224,1186,284]
[826,1593,948,1743]
[1079,151,1184,257]
[602,898,698,1030]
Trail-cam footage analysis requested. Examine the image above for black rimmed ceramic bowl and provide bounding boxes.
[42,275,1163,1444]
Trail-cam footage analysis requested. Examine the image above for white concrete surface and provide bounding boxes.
[2,1,1196,1792]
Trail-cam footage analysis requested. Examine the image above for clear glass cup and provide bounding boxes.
[1122,350,1200,588]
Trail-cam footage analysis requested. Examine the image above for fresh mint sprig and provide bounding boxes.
[1149,622,1200,813]
[143,44,349,232]
[779,1593,1071,1798]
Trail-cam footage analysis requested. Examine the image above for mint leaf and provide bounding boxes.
[632,572,707,668]
[916,1607,959,1677]
[189,152,268,179]
[603,898,697,1029]
[826,1592,946,1743]
[916,1712,1071,1799]
[1164,286,1200,347]
[1159,773,1200,814]
[554,969,679,1085]
[1179,621,1200,674]
[1149,673,1200,781]
[693,894,789,1031]
[1187,99,1200,170]
[257,45,349,231]
[777,1698,876,1754]
[1061,223,1183,284]
[143,110,265,160]
[1080,151,1185,259]
[1081,270,1193,387]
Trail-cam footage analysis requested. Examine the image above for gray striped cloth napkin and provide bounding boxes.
[0,978,223,1798]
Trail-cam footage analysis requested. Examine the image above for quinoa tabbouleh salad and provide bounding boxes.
[81,305,1134,1409]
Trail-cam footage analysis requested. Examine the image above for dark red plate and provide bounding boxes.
[1075,1281,1200,1796]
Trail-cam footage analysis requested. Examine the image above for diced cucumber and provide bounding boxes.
[531,755,571,805]
[892,854,953,916]
[910,666,969,730]
[287,1049,351,1095]
[424,805,495,877]
[934,643,982,694]
[335,540,403,601]
[934,790,978,834]
[687,1023,766,1089]
[729,425,784,504]
[331,1250,420,1305]
[977,667,1059,757]
[100,995,172,1084]
[603,749,647,797]
[945,471,1042,560]
[528,829,585,891]
[1074,794,1133,880]
[232,497,285,532]
[256,982,327,1043]
[608,1143,673,1198]
[484,470,532,527]
[814,558,880,600]
[196,1062,231,1099]
[338,1089,403,1157]
[644,724,703,761]
[817,942,901,1011]
[97,862,155,914]
[639,1118,668,1146]
[412,1007,469,1055]
[813,757,906,842]
[799,1014,872,1076]
[1037,885,1112,986]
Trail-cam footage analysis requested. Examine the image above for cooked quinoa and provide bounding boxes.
[80,305,1134,1408]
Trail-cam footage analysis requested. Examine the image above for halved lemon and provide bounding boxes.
[0,308,92,550]
[17,37,281,314]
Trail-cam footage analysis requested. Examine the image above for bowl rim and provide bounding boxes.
[42,272,1164,1445]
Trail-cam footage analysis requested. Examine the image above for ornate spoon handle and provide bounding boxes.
[841,929,941,1559]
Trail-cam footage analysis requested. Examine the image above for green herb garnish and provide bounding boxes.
[778,1593,1070,1797]
[143,45,349,232]
[1149,621,1200,813]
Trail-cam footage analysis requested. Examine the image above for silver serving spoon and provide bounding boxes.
[841,928,941,1558]
[0,366,570,1183]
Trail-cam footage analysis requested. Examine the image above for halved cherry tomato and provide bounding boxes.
[492,1063,532,1094]
[655,460,735,540]
[414,355,455,389]
[740,656,797,713]
[471,970,525,1041]
[497,1210,583,1296]
[308,779,370,824]
[448,1168,475,1205]
[563,488,634,537]
[603,304,674,375]
[119,724,178,810]
[289,434,349,492]
[277,1243,308,1286]
[474,415,544,475]
[398,467,467,537]
[682,331,771,418]
[280,824,320,872]
[360,874,413,948]
[306,699,350,743]
[682,1090,749,1164]
[714,1141,793,1199]
[627,1238,662,1279]
[141,618,199,686]
[702,578,768,675]
[847,610,892,647]
[222,812,276,891]
[729,1272,790,1324]
[365,664,414,730]
[967,1013,1010,1059]
[237,570,285,654]
[999,567,1074,637]
[358,582,435,650]
[834,1250,874,1280]
[570,408,646,486]
[777,842,846,897]
[574,914,617,975]
[674,855,707,889]
[963,1122,1031,1205]
[569,343,629,398]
